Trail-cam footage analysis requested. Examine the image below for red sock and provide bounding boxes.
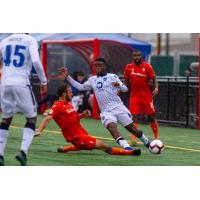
[150,122,159,139]
[61,145,81,152]
[110,147,135,155]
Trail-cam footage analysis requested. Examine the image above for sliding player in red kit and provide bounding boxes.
[35,84,141,156]
[124,50,159,146]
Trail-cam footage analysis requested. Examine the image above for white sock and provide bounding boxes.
[0,129,9,156]
[139,133,149,145]
[116,136,130,149]
[20,127,35,154]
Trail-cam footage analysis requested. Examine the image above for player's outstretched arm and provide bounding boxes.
[79,109,91,119]
[34,116,53,137]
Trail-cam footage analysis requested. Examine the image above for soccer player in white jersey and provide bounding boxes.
[0,33,47,166]
[59,58,151,151]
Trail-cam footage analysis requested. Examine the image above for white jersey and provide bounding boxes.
[0,33,47,86]
[67,73,128,112]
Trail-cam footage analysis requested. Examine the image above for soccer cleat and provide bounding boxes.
[16,151,27,166]
[145,140,151,148]
[57,146,64,153]
[0,155,5,166]
[132,149,141,156]
[125,146,133,151]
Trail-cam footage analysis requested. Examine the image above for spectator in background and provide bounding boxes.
[70,71,94,113]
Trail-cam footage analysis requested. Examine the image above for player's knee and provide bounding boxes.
[0,122,10,130]
[0,118,13,129]
[107,123,117,132]
[24,122,36,131]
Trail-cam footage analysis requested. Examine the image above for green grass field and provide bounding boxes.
[2,114,200,166]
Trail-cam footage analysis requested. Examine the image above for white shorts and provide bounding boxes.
[100,105,133,128]
[1,85,37,118]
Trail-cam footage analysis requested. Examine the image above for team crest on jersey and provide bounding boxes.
[97,82,103,89]
[103,77,107,81]
[142,68,145,72]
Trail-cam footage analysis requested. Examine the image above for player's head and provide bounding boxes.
[132,50,142,65]
[57,84,73,101]
[94,57,106,76]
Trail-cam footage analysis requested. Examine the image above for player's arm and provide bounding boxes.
[34,115,53,137]
[79,109,91,119]
[59,67,92,91]
[152,77,159,96]
[112,75,128,92]
[29,39,47,93]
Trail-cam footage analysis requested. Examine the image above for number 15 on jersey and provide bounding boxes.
[3,45,26,67]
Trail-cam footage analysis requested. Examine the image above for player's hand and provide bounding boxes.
[40,84,48,94]
[82,109,91,118]
[112,82,120,88]
[152,88,158,96]
[58,67,69,79]
[116,90,121,96]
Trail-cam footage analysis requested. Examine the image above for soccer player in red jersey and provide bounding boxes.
[35,84,141,156]
[124,50,159,145]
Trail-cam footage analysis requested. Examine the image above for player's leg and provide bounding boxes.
[95,139,141,156]
[0,117,13,166]
[125,123,150,148]
[0,86,15,166]
[116,105,150,148]
[148,114,159,139]
[14,86,37,166]
[130,115,138,146]
[57,145,81,153]
[129,98,140,146]
[100,112,132,150]
[145,101,159,139]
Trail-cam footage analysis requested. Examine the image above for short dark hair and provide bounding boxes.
[57,84,70,97]
[94,57,106,64]
[132,49,142,54]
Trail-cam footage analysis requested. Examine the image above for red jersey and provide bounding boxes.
[49,101,87,142]
[124,62,155,100]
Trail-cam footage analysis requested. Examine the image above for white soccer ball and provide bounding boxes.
[149,139,164,154]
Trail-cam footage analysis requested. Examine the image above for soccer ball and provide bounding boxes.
[149,139,164,154]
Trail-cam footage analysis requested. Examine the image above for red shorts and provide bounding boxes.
[129,97,155,115]
[72,134,96,150]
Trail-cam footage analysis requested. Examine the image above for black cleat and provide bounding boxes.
[132,149,141,156]
[145,140,150,148]
[0,155,5,166]
[57,146,64,153]
[16,151,27,166]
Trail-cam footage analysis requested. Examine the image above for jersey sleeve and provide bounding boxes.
[123,65,130,81]
[28,38,47,84]
[49,104,60,118]
[112,74,123,86]
[66,76,92,91]
[112,74,128,92]
[147,64,156,79]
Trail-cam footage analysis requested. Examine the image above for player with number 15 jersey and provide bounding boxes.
[0,34,47,166]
